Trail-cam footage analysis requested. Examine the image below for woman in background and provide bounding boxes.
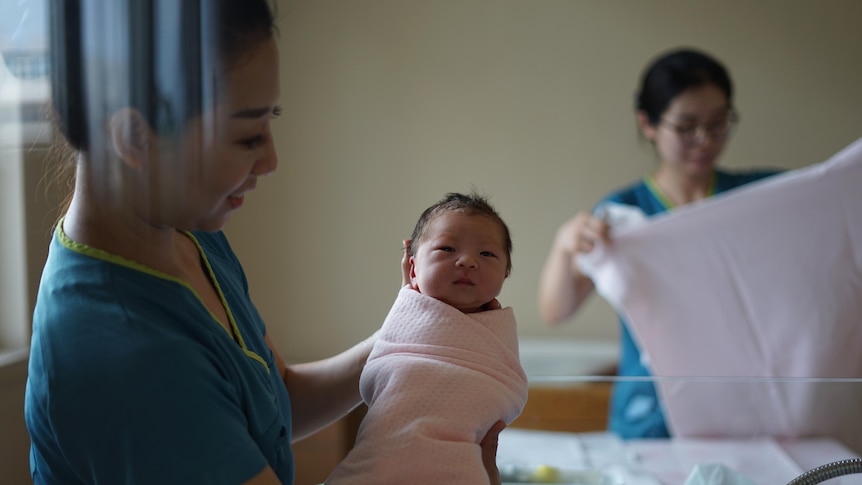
[537,48,780,439]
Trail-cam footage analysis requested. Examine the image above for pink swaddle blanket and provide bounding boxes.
[580,137,862,452]
[325,287,528,484]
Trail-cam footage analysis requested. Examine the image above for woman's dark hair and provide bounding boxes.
[409,190,513,276]
[635,48,733,125]
[49,0,278,153]
[45,0,277,220]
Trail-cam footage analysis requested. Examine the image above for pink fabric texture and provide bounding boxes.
[325,287,528,484]
[580,138,862,451]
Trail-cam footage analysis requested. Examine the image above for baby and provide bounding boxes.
[325,191,528,484]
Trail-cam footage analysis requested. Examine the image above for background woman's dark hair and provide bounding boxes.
[635,48,733,125]
[409,190,513,276]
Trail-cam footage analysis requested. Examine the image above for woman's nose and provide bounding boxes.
[253,138,278,176]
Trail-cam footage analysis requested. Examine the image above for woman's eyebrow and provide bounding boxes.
[671,110,727,122]
[230,106,272,119]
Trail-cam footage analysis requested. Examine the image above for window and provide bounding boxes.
[1,0,51,147]
[1,0,50,353]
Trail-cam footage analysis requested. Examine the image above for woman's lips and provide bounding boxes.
[227,194,244,209]
[227,182,255,209]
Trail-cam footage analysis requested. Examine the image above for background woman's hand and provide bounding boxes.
[555,211,610,259]
[537,210,608,323]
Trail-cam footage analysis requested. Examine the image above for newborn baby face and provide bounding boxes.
[410,211,509,313]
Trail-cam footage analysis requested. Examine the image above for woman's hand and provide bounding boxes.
[537,210,609,324]
[481,299,502,311]
[481,420,506,485]
[555,211,610,258]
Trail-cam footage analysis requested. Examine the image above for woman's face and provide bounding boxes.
[147,37,281,232]
[640,83,732,181]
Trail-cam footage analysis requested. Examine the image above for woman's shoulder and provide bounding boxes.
[714,167,784,191]
[33,234,233,367]
[190,230,249,291]
[598,178,652,208]
[191,230,244,265]
[602,179,646,200]
[190,230,233,254]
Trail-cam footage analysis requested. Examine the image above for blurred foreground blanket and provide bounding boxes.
[580,137,862,453]
[325,287,528,485]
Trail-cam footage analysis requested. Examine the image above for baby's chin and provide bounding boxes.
[453,299,500,314]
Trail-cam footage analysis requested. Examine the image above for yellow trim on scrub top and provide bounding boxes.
[644,171,717,211]
[55,218,270,373]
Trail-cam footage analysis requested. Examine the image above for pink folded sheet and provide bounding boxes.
[580,137,862,453]
[325,287,528,484]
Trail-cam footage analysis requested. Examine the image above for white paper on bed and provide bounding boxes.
[579,137,862,452]
[325,287,528,485]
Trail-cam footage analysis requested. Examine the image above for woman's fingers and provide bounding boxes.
[571,212,610,254]
[484,298,502,311]
[480,420,507,485]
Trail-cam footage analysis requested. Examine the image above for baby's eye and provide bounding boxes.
[480,251,497,258]
[436,246,455,253]
[271,105,283,119]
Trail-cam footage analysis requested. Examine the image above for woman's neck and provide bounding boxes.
[652,166,714,207]
[63,180,194,279]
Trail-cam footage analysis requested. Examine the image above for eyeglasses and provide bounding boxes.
[659,110,739,145]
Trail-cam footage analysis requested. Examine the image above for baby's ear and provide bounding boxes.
[109,108,154,170]
[409,256,419,287]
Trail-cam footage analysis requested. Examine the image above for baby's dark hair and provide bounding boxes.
[410,191,513,275]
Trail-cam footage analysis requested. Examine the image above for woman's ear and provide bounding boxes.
[637,110,657,143]
[109,108,154,170]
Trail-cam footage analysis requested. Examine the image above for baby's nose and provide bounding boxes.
[456,255,478,269]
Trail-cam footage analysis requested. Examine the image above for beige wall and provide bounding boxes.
[224,0,862,363]
[4,0,861,478]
